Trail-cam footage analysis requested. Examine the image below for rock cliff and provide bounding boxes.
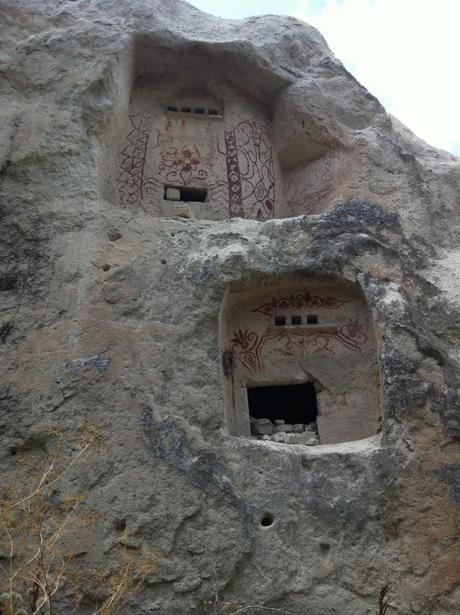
[0,1,459,613]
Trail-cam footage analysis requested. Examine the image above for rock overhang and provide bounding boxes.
[0,1,459,613]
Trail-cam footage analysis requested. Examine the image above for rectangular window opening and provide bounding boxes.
[248,383,318,426]
[164,185,208,203]
[291,315,302,325]
[166,106,222,119]
[274,315,286,326]
[307,314,319,324]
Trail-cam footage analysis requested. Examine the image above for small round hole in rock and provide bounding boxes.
[102,264,111,272]
[113,518,126,532]
[10,448,17,456]
[260,512,274,527]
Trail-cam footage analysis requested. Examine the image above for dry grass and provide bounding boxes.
[1,426,389,614]
[203,584,392,615]
[0,427,157,615]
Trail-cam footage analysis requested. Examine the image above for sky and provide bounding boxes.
[188,0,460,157]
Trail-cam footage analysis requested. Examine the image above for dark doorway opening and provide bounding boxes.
[247,382,318,425]
[164,185,208,202]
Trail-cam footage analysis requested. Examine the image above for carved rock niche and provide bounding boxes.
[220,280,382,445]
[115,69,282,221]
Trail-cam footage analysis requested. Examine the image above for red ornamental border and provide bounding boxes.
[230,319,368,372]
[252,292,350,318]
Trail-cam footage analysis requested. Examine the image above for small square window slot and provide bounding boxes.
[164,185,208,203]
[167,105,178,112]
[291,315,302,325]
[307,314,319,324]
[208,109,219,116]
[274,315,286,326]
[181,106,192,113]
[194,108,206,114]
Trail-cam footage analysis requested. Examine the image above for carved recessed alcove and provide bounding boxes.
[220,280,382,445]
[114,59,282,220]
[100,40,351,220]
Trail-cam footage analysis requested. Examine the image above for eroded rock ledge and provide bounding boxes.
[0,1,459,614]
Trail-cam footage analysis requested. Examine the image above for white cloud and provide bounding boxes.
[295,0,460,155]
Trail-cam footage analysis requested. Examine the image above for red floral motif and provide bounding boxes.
[336,319,368,350]
[174,147,200,172]
[252,292,350,318]
[159,144,211,186]
[230,329,262,372]
[230,319,368,372]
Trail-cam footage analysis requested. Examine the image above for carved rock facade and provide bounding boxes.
[1,1,459,614]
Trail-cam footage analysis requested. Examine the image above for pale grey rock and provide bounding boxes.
[269,432,318,445]
[289,424,306,433]
[275,423,305,434]
[165,187,181,201]
[283,433,317,445]
[251,418,274,436]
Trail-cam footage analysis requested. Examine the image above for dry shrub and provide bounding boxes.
[0,426,157,615]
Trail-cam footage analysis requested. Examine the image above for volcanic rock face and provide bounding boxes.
[1,1,459,613]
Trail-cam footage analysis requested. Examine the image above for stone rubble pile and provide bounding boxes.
[250,418,319,445]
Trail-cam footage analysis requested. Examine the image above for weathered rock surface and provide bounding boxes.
[0,1,459,614]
